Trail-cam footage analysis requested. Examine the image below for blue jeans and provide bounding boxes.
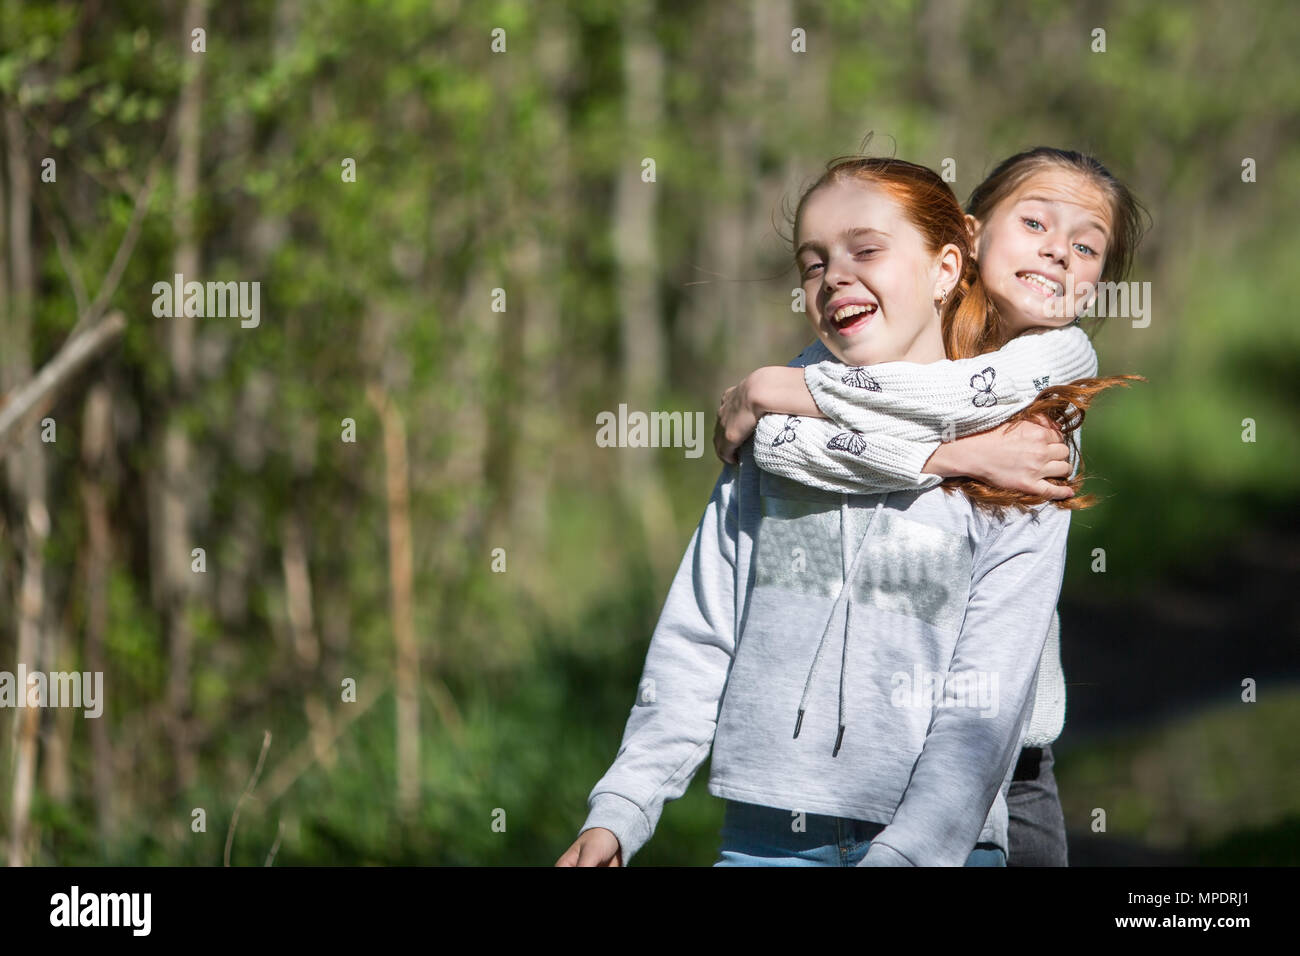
[712,800,1006,866]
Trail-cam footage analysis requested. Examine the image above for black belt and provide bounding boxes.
[1012,747,1043,782]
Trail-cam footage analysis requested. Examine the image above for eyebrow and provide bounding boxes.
[1017,195,1110,236]
[795,227,891,259]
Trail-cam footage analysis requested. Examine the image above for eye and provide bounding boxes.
[1073,242,1097,256]
[1022,218,1044,231]
[854,248,880,259]
[801,261,824,278]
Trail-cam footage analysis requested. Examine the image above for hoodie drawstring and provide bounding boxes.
[793,493,889,757]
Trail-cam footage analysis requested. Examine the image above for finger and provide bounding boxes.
[1031,413,1063,440]
[1016,418,1050,440]
[1026,419,1060,439]
[576,841,606,867]
[1039,479,1074,500]
[1043,459,1073,479]
[1046,440,1071,460]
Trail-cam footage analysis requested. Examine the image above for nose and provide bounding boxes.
[1039,236,1068,267]
[821,254,856,292]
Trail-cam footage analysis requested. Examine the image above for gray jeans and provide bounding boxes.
[1006,745,1068,866]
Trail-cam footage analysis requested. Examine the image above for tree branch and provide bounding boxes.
[0,310,127,455]
[224,730,272,867]
[67,155,163,342]
[32,186,89,318]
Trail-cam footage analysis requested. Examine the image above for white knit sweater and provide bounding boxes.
[751,321,1099,747]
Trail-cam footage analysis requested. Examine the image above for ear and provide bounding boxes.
[935,242,963,300]
[964,213,982,246]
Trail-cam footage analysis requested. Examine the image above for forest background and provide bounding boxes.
[0,0,1296,865]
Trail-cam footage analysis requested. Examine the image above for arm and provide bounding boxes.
[753,413,947,494]
[802,322,1098,438]
[746,337,945,493]
[750,324,1094,493]
[577,464,739,865]
[740,366,1049,479]
[857,502,1073,866]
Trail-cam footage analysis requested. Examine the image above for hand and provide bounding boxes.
[947,413,1074,499]
[714,377,760,465]
[555,827,623,867]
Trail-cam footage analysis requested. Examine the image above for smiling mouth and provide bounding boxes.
[1016,272,1064,296]
[829,302,878,330]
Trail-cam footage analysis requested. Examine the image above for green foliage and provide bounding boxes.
[1,0,1296,866]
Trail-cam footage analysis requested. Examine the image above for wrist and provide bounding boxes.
[922,439,965,478]
[743,368,773,417]
[749,366,826,419]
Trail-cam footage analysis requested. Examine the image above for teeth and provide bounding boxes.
[1019,273,1062,295]
[832,303,875,323]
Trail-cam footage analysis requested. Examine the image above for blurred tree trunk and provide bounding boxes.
[748,0,797,361]
[507,17,567,567]
[366,383,419,818]
[79,382,116,844]
[263,0,336,769]
[616,0,678,586]
[155,0,208,795]
[39,603,74,805]
[678,9,753,364]
[4,101,50,868]
[280,512,334,769]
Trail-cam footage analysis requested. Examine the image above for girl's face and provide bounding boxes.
[795,180,959,366]
[971,168,1113,336]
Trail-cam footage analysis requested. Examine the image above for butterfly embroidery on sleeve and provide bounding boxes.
[970,367,997,407]
[827,431,867,457]
[1033,375,1051,391]
[772,416,802,446]
[841,366,882,391]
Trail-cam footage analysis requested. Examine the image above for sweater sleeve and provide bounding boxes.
[805,322,1099,439]
[577,464,739,864]
[753,412,945,494]
[751,337,946,493]
[857,501,1073,867]
[752,323,1098,494]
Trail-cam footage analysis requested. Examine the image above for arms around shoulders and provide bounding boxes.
[801,322,1098,437]
[751,323,1097,493]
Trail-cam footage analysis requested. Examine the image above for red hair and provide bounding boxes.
[792,155,1144,517]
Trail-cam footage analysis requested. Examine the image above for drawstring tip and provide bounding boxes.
[793,709,804,739]
[832,724,845,757]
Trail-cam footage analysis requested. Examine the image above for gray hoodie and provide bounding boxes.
[751,323,1098,748]
[579,392,1072,868]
